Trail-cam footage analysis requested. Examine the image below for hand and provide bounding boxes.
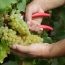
[26,0,65,32]
[26,0,44,32]
[11,43,52,58]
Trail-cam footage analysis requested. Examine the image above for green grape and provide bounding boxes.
[0,10,44,63]
[0,26,24,63]
[22,35,43,45]
[9,10,44,45]
[0,26,23,45]
[9,10,30,36]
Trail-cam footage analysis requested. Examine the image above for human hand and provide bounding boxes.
[11,43,52,58]
[26,0,44,32]
[26,0,65,32]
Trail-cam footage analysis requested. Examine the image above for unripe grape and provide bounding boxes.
[0,27,23,45]
[9,11,30,36]
[22,35,43,45]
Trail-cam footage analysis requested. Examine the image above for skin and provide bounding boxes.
[26,0,65,31]
[11,0,65,58]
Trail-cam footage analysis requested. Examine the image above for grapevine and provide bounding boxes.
[9,10,30,36]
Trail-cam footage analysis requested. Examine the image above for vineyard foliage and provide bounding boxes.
[0,0,65,65]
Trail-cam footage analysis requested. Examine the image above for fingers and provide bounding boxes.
[25,2,39,22]
[26,4,34,22]
[32,17,42,25]
[25,2,45,32]
[33,8,44,24]
[11,44,29,53]
[28,20,43,32]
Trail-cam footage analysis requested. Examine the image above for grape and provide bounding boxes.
[0,26,23,45]
[9,11,30,36]
[0,26,43,63]
[22,35,43,45]
[0,26,24,63]
[0,10,44,63]
[8,11,44,45]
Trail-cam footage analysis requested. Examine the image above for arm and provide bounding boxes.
[49,39,65,58]
[38,0,65,11]
[11,0,65,58]
[12,39,65,58]
[26,0,65,32]
[37,39,65,58]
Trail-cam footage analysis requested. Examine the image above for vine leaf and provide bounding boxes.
[0,0,17,13]
[17,0,26,12]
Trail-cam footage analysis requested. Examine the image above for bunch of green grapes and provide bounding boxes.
[9,10,30,36]
[0,26,23,63]
[8,10,44,45]
[0,26,23,45]
[22,35,43,45]
[0,10,44,63]
[0,27,43,63]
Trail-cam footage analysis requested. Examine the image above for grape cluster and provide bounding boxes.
[0,26,23,45]
[9,11,30,36]
[22,35,43,45]
[0,10,44,63]
[9,11,43,45]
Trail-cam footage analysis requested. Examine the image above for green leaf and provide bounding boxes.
[0,45,9,63]
[17,0,26,12]
[3,61,18,65]
[51,59,59,65]
[0,0,17,13]
[0,40,10,63]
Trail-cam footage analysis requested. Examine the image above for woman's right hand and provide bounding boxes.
[11,43,52,58]
[26,0,44,32]
[26,0,65,32]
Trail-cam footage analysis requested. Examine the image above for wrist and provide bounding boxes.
[41,44,54,58]
[32,0,46,11]
[33,0,65,11]
[41,0,65,11]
